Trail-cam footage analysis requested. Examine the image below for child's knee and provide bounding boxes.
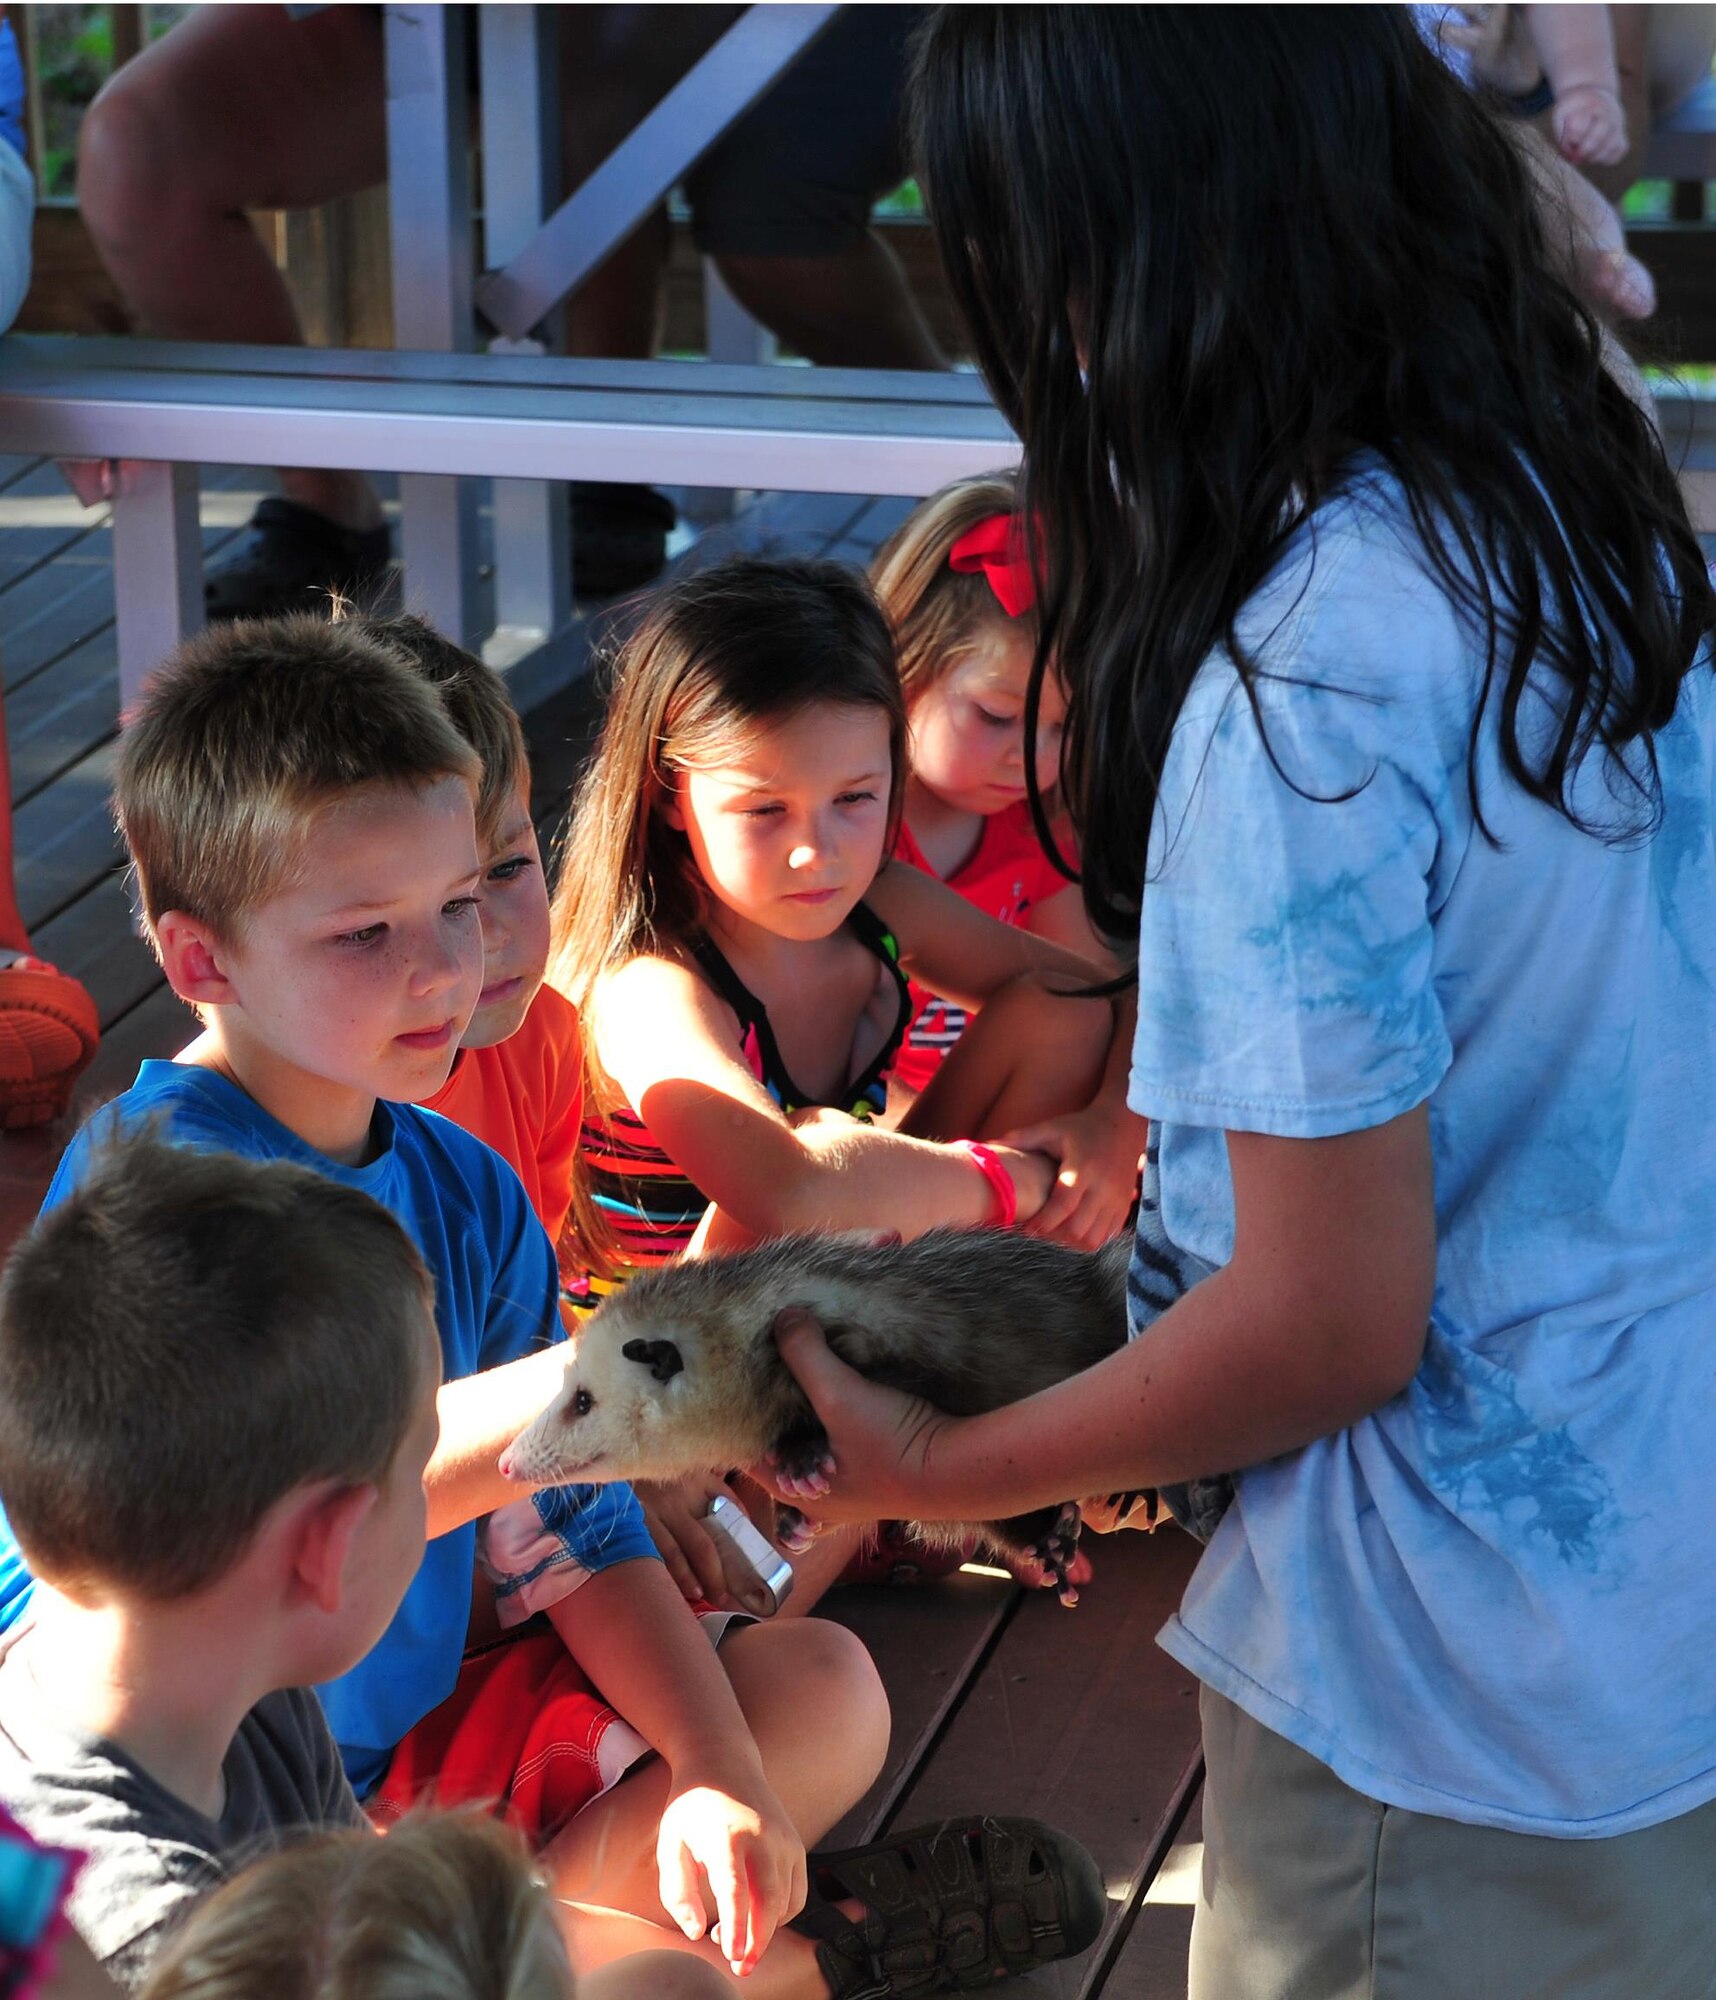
[728,1618,891,1783]
[580,1950,731,2000]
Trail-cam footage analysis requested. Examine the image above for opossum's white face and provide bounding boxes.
[498,1310,721,1487]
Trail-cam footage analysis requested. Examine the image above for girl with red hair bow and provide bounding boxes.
[871,476,1127,1122]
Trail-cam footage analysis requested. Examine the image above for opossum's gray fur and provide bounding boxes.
[503,1228,1132,1601]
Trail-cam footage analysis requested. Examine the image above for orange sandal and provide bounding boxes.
[0,957,99,1130]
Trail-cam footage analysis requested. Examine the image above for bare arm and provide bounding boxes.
[546,1560,806,1978]
[761,1105,1436,1522]
[591,954,1052,1240]
[1022,879,1124,972]
[424,1343,571,1537]
[867,859,1105,1009]
[1525,3,1621,97]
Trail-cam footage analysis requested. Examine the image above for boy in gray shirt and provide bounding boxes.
[0,1136,441,1988]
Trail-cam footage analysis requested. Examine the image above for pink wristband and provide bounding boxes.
[953,1139,1018,1230]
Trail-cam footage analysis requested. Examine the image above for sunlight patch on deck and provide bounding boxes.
[0,489,269,530]
[1142,1839,1201,1907]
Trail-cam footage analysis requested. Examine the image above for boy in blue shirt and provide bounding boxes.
[0,617,893,1990]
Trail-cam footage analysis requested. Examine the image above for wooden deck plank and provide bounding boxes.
[31,871,159,1031]
[1098,1792,1200,2000]
[817,1572,1021,1852]
[8,628,125,805]
[874,1530,1204,1998]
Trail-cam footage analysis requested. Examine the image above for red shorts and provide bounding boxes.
[366,1623,649,1847]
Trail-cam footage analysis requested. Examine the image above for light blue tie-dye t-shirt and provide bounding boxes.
[1129,470,1716,1837]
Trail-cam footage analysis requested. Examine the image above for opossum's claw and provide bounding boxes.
[1029,1501,1087,1612]
[770,1425,837,1492]
[775,1506,819,1554]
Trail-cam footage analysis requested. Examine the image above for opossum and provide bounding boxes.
[500,1228,1132,1604]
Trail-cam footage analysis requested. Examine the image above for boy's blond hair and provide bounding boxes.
[139,1810,573,2000]
[356,613,531,852]
[115,615,481,942]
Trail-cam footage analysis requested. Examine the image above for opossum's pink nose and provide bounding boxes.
[497,1446,520,1481]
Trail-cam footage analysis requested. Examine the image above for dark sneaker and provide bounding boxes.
[204,497,392,622]
[571,481,676,598]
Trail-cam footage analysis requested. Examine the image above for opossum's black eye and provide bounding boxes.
[571,1388,593,1419]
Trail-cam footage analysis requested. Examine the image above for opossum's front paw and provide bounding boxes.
[774,1506,819,1554]
[769,1423,836,1499]
[1024,1501,1086,1609]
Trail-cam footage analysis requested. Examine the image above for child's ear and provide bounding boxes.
[289,1482,381,1617]
[154,910,240,1008]
[658,791,686,832]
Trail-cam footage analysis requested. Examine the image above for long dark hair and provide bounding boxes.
[911,6,1714,944]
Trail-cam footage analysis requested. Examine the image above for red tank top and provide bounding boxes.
[891,804,1076,1094]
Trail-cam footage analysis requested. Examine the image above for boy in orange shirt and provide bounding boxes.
[366,617,582,1255]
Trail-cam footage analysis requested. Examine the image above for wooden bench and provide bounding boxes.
[0,334,1019,703]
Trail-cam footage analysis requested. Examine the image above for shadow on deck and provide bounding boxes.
[0,464,1202,1998]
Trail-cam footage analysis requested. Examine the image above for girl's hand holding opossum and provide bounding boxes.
[757,1306,954,1523]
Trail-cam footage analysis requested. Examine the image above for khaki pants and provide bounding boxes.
[1191,1687,1716,2000]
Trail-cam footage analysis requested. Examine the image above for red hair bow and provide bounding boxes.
[948,512,1036,618]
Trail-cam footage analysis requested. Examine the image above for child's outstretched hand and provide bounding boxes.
[1002,1104,1147,1250]
[657,1759,808,1979]
[757,1306,952,1525]
[1553,83,1628,166]
[636,1471,749,1611]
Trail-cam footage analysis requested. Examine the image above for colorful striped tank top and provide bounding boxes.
[566,903,912,1308]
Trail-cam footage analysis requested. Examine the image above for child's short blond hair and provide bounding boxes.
[359,613,530,851]
[116,615,481,942]
[869,471,1033,706]
[138,1810,573,2000]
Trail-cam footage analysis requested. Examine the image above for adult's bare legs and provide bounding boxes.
[716,235,944,371]
[76,3,387,531]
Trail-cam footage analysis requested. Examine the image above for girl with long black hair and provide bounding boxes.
[762,10,1716,1993]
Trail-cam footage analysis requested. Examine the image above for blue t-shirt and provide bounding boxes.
[0,1063,656,1796]
[1130,473,1716,1837]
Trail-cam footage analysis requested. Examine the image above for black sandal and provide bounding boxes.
[204,497,393,623]
[791,1815,1107,1997]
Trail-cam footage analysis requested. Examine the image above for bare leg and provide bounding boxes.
[544,1620,889,1996]
[903,975,1109,1145]
[580,1949,732,2000]
[555,7,734,360]
[76,3,387,528]
[715,235,943,370]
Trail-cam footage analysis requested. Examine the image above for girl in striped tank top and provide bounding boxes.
[546,554,1145,1609]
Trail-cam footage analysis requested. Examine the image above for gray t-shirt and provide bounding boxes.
[0,1638,365,1989]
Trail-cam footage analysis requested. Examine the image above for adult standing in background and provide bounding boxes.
[75,4,938,617]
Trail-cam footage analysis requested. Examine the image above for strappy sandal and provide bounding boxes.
[791,1815,1107,1997]
[204,498,393,623]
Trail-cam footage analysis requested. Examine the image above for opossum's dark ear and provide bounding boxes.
[622,1337,684,1384]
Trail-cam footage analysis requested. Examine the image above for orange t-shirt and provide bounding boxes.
[422,983,583,1249]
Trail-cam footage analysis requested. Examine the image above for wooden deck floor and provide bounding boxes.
[0,464,1203,1999]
